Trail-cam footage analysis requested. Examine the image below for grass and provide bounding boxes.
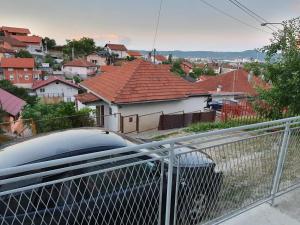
[185,117,268,133]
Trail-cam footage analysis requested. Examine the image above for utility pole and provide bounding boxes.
[72,47,75,60]
[153,48,156,64]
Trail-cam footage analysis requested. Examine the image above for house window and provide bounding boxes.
[92,60,97,64]
[67,97,72,102]
[129,117,133,123]
[24,68,28,71]
[34,74,39,80]
[9,75,14,80]
[8,68,13,72]
[109,107,112,115]
[40,88,45,93]
[24,75,29,80]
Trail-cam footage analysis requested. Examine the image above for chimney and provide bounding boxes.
[248,71,254,83]
[217,85,222,92]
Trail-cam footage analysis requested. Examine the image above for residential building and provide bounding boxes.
[0,58,41,89]
[150,54,168,64]
[13,35,43,52]
[77,59,209,131]
[86,51,109,66]
[62,59,98,79]
[0,47,15,61]
[32,76,80,102]
[0,26,30,36]
[104,44,128,58]
[181,61,193,74]
[0,36,27,51]
[126,50,142,59]
[195,69,268,101]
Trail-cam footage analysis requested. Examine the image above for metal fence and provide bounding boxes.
[1,116,300,225]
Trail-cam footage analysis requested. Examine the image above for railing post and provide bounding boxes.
[270,121,291,205]
[165,144,175,225]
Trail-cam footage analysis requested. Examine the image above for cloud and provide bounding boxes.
[91,33,132,45]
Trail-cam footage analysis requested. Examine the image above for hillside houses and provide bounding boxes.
[62,59,98,79]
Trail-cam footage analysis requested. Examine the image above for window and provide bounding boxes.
[8,68,13,72]
[24,68,28,71]
[67,97,72,102]
[109,107,112,115]
[40,88,45,93]
[129,117,133,122]
[24,75,29,80]
[9,75,14,80]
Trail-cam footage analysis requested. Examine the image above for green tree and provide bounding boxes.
[171,59,185,77]
[15,50,33,58]
[42,37,56,50]
[44,54,56,67]
[257,17,300,119]
[244,62,264,76]
[22,102,94,134]
[204,67,216,76]
[63,37,97,59]
[190,67,204,79]
[0,80,37,105]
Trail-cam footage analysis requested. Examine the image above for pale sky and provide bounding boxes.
[0,0,299,51]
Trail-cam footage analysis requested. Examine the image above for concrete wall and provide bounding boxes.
[35,81,79,102]
[87,54,107,66]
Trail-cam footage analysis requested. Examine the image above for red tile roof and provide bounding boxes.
[64,59,97,68]
[155,54,167,62]
[13,35,42,44]
[0,47,15,54]
[75,92,100,104]
[0,36,27,47]
[1,26,30,35]
[105,44,127,51]
[32,76,80,90]
[127,50,142,57]
[80,59,208,104]
[1,58,35,68]
[0,88,26,116]
[100,65,120,73]
[195,69,267,96]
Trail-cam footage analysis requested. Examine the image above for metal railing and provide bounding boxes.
[0,116,300,225]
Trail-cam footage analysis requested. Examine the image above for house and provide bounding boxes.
[13,35,43,52]
[0,47,15,61]
[32,76,80,103]
[0,26,30,36]
[0,36,27,51]
[0,58,41,89]
[181,61,193,74]
[104,44,128,58]
[78,59,209,132]
[126,50,142,59]
[86,51,109,66]
[151,54,168,64]
[62,59,98,79]
[195,69,267,101]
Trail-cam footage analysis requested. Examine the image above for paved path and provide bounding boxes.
[221,188,300,225]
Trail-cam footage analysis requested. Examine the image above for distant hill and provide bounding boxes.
[139,50,265,61]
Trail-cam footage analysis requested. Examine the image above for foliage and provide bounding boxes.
[189,67,204,79]
[171,59,185,76]
[15,50,33,58]
[186,117,267,133]
[42,37,56,50]
[126,56,135,61]
[0,80,37,105]
[44,54,56,67]
[63,37,97,59]
[204,67,216,75]
[244,62,264,76]
[22,102,94,134]
[73,76,81,84]
[257,17,300,119]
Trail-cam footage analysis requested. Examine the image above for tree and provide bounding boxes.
[42,37,56,50]
[0,80,37,105]
[257,17,300,119]
[63,37,97,59]
[190,67,204,79]
[15,50,33,58]
[204,67,216,76]
[44,54,56,67]
[22,102,94,134]
[244,62,264,76]
[171,59,185,77]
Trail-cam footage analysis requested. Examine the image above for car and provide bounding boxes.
[0,128,223,225]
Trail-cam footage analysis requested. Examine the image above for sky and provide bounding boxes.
[0,0,299,51]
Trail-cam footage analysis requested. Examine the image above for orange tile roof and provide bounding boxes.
[195,69,268,96]
[155,54,167,62]
[64,59,97,67]
[75,92,100,104]
[1,26,30,35]
[105,44,127,51]
[0,36,27,47]
[100,65,120,73]
[127,50,142,57]
[13,35,42,44]
[80,59,208,104]
[1,58,35,68]
[32,76,80,90]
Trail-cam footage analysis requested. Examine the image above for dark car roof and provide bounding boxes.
[0,129,127,169]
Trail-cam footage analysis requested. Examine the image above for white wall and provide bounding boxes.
[63,66,88,79]
[35,82,79,102]
[87,55,107,66]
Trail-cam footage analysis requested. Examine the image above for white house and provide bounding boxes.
[62,59,98,79]
[104,43,128,59]
[150,54,168,64]
[77,59,209,132]
[32,76,80,102]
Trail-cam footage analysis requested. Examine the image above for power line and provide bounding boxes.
[152,0,164,50]
[199,0,272,34]
[227,0,276,32]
